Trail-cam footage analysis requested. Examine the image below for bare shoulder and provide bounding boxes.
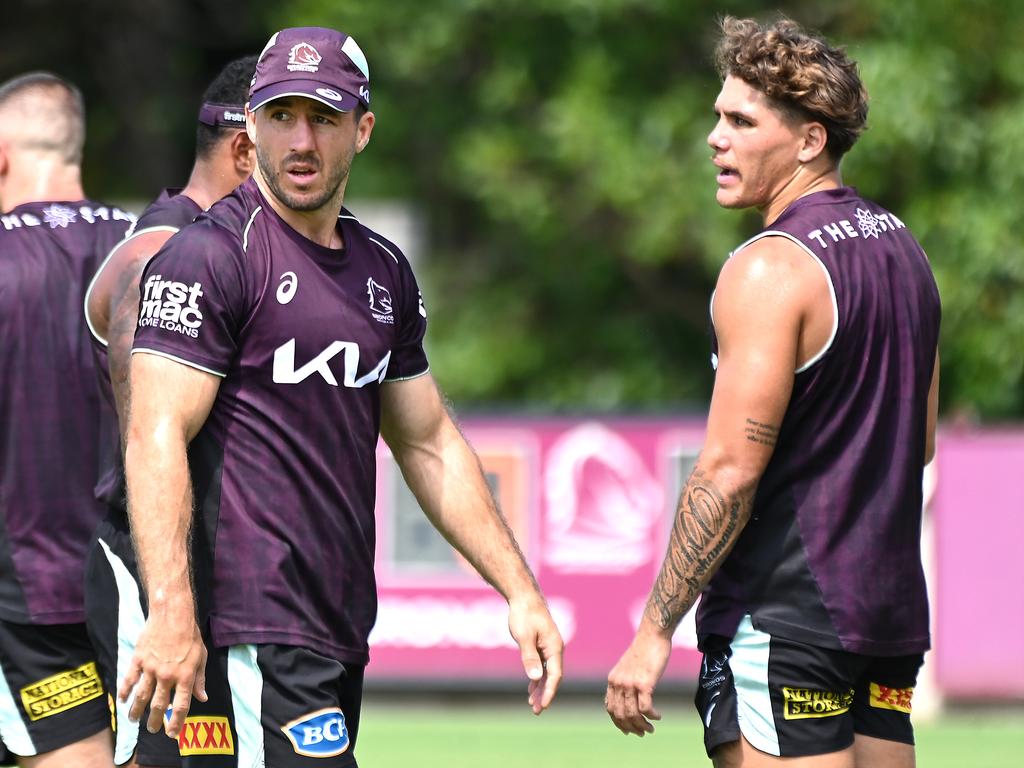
[715,235,827,319]
[88,230,177,324]
[108,229,177,280]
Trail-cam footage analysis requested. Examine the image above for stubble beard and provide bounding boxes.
[256,144,353,213]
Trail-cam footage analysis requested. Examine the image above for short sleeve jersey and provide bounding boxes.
[88,188,203,515]
[132,178,429,663]
[0,200,135,623]
[698,187,940,656]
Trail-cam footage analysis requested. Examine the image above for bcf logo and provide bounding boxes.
[281,707,349,757]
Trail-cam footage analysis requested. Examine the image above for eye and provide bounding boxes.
[732,115,753,128]
[270,110,291,122]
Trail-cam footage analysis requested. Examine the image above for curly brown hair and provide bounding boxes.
[714,16,868,161]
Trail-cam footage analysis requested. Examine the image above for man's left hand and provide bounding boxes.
[508,597,564,714]
[606,626,672,736]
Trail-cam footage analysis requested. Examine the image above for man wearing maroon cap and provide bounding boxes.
[119,27,563,766]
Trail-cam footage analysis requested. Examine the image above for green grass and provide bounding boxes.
[356,700,1024,767]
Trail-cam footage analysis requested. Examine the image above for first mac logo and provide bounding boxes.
[282,707,350,757]
[138,273,204,338]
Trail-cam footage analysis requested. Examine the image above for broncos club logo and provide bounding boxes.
[288,43,322,73]
[366,277,394,323]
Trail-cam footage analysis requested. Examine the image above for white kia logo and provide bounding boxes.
[315,88,343,101]
[277,271,298,304]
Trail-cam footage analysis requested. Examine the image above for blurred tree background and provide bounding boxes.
[4,0,1021,418]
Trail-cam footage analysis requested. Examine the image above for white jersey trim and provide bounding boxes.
[716,230,839,375]
[383,366,431,383]
[368,236,400,264]
[228,645,265,768]
[730,615,781,756]
[242,206,263,252]
[97,537,145,766]
[84,226,181,347]
[0,653,35,756]
[130,348,228,378]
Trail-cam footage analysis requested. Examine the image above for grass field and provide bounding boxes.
[357,698,1024,767]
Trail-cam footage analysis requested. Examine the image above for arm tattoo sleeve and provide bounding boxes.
[645,467,753,631]
[107,263,148,439]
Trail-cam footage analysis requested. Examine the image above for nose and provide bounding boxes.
[708,119,727,151]
[289,114,316,153]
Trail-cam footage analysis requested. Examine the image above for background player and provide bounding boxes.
[0,72,135,767]
[83,56,256,767]
[606,16,941,768]
[118,27,563,766]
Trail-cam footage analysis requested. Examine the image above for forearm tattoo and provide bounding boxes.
[645,468,752,630]
[107,267,147,438]
[744,418,779,447]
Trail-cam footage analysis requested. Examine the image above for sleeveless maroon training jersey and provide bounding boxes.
[698,187,940,656]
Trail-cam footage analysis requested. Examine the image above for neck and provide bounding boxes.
[253,168,345,249]
[761,164,843,227]
[1,153,84,213]
[180,158,243,211]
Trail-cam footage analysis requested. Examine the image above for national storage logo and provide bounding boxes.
[138,273,204,338]
[20,661,103,721]
[782,686,854,720]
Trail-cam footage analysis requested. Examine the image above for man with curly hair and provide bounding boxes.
[607,16,940,767]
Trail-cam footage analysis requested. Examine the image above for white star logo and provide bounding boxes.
[42,204,77,229]
[855,207,881,239]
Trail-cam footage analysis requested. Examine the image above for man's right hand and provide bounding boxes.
[118,611,209,739]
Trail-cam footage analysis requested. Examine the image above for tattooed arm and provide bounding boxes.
[86,230,177,432]
[606,234,835,736]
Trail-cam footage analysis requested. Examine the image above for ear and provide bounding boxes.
[355,110,375,154]
[231,130,255,178]
[797,121,829,164]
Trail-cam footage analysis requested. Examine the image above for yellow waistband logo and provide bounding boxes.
[782,686,854,720]
[20,661,104,721]
[178,715,235,756]
[869,683,913,713]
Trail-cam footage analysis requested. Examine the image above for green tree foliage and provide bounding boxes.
[271,0,1021,416]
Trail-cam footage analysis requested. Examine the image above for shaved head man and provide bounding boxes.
[0,72,135,767]
[0,72,85,209]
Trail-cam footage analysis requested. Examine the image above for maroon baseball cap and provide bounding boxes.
[249,27,370,113]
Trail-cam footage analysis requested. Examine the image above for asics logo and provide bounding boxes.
[277,271,298,304]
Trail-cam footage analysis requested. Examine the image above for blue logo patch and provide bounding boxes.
[281,707,349,758]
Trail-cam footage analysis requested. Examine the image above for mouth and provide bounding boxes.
[284,163,320,186]
[712,159,738,185]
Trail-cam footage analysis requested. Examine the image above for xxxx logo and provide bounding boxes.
[178,715,235,756]
[869,683,913,714]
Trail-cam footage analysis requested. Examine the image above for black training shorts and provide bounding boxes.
[697,615,923,758]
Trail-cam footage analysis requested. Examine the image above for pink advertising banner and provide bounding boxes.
[367,419,1024,698]
[931,430,1024,698]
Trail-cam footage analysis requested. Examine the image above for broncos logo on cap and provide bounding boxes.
[288,43,322,71]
